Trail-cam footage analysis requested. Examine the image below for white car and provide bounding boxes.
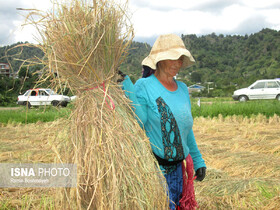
[232,79,280,102]
[17,88,72,108]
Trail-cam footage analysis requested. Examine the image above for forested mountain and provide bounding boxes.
[0,43,45,105]
[181,28,280,88]
[120,28,280,90]
[1,28,280,100]
[0,42,44,73]
[119,41,151,83]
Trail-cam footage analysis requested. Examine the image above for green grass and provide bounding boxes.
[191,98,280,118]
[193,97,233,102]
[0,98,279,124]
[0,106,71,124]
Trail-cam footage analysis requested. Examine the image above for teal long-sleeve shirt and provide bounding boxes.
[122,74,206,173]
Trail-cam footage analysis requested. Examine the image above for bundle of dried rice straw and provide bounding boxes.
[24,0,169,209]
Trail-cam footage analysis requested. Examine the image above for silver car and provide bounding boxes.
[232,79,280,102]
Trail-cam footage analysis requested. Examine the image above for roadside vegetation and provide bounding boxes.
[191,98,280,118]
[0,98,279,125]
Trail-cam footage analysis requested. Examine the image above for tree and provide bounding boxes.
[190,72,202,83]
[18,66,31,79]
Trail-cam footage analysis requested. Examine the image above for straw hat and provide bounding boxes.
[142,34,195,70]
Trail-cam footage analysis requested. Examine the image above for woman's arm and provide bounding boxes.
[187,130,206,171]
[122,75,148,126]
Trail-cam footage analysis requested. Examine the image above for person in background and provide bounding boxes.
[121,34,206,210]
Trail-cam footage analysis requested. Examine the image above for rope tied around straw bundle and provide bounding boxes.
[83,81,116,110]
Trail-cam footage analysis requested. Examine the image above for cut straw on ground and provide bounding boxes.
[193,115,280,209]
[1,115,279,209]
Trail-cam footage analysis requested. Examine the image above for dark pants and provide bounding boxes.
[164,163,183,210]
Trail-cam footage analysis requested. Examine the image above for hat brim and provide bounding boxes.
[142,48,195,70]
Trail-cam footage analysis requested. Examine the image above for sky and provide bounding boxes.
[1,0,280,46]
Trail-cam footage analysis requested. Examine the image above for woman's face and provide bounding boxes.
[157,56,184,77]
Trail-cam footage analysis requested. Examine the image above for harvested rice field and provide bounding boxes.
[193,115,280,209]
[0,122,58,209]
[0,115,280,209]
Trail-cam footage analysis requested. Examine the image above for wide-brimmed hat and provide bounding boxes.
[142,34,195,70]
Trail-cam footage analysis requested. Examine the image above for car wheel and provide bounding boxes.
[61,102,68,107]
[23,101,31,109]
[238,95,248,102]
[276,95,280,101]
[51,100,60,107]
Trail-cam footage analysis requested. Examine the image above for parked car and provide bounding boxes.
[232,79,280,102]
[17,88,72,108]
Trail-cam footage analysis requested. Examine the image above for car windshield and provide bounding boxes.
[45,89,57,95]
[24,90,31,96]
[252,82,265,89]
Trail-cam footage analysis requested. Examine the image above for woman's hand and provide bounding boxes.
[195,167,206,181]
[117,70,126,83]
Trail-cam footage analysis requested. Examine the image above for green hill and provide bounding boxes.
[0,42,44,74]
[181,28,280,88]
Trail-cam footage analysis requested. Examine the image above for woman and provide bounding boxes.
[122,34,206,210]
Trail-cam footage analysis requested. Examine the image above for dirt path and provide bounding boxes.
[0,107,21,111]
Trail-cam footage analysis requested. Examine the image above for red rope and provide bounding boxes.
[179,154,198,210]
[84,82,115,110]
